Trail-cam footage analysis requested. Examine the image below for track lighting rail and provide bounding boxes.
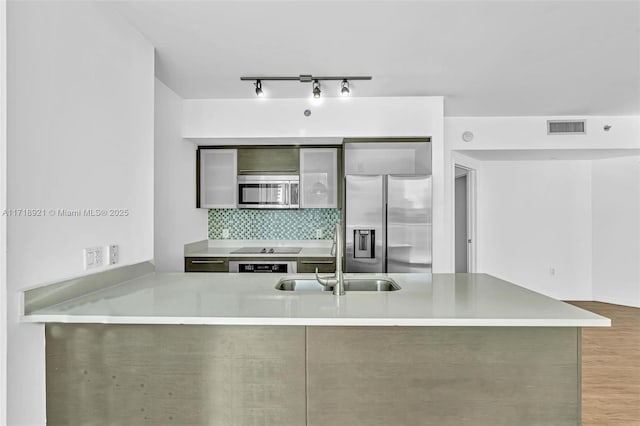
[240,75,372,82]
[241,74,371,98]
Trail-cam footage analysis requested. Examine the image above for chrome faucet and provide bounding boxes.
[315,223,345,296]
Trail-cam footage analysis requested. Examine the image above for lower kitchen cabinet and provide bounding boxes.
[305,327,579,426]
[46,324,306,426]
[184,257,229,272]
[297,257,336,273]
[46,325,579,426]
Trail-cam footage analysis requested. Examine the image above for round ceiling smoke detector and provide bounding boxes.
[462,131,474,142]
[304,109,311,117]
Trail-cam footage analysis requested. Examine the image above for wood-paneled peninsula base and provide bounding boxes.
[46,324,580,426]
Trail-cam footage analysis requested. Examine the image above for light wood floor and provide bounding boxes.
[567,301,640,426]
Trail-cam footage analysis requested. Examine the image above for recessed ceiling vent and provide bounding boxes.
[547,120,586,135]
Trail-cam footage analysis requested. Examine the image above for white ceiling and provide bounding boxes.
[111,0,640,116]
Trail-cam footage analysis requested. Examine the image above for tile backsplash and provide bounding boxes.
[208,209,341,240]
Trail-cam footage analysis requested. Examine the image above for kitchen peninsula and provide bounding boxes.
[23,264,609,426]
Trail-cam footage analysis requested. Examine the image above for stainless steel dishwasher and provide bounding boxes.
[228,260,297,273]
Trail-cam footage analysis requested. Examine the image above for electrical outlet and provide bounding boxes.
[83,247,104,270]
[316,229,323,239]
[109,245,119,265]
[550,267,556,276]
[222,229,230,239]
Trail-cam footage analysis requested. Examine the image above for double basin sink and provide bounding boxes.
[275,277,401,292]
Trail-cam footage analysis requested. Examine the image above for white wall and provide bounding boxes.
[592,156,640,307]
[446,116,640,303]
[475,160,593,300]
[0,0,7,423]
[446,116,640,151]
[183,97,442,139]
[444,116,639,282]
[7,2,154,424]
[155,79,207,271]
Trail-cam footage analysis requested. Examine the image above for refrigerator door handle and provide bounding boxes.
[384,202,388,272]
[383,175,388,272]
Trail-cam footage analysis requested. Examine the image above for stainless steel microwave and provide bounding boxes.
[237,175,299,209]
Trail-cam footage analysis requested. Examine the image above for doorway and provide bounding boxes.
[455,165,475,273]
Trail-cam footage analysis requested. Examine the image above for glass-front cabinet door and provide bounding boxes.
[300,148,338,208]
[199,149,237,208]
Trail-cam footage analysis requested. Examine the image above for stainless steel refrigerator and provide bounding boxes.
[345,174,432,273]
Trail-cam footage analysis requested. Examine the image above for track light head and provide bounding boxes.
[340,79,350,97]
[254,80,264,97]
[312,80,321,99]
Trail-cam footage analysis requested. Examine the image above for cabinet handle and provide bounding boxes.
[191,260,225,264]
[300,260,334,264]
[238,169,298,173]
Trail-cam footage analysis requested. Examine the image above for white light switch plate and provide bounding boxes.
[83,247,103,270]
[109,245,119,265]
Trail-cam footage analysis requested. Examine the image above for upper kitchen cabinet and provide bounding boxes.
[237,147,299,175]
[344,140,431,175]
[198,149,237,208]
[300,148,339,208]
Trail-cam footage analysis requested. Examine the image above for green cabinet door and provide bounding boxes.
[237,147,300,175]
[297,257,336,273]
[184,257,229,272]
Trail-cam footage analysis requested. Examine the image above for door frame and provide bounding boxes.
[453,163,476,273]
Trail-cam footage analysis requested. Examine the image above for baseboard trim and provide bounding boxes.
[565,298,640,309]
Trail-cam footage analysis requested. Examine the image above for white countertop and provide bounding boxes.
[184,239,333,258]
[23,272,610,327]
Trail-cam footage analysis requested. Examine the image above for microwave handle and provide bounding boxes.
[285,183,289,206]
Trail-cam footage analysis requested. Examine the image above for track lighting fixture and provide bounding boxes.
[240,74,371,98]
[340,79,350,97]
[312,80,321,99]
[254,80,264,97]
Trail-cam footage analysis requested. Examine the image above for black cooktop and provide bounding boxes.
[230,247,302,254]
